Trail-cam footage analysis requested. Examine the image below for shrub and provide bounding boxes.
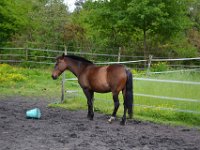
[150,62,169,72]
[0,64,27,83]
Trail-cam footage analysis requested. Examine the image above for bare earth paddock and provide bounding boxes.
[0,96,200,150]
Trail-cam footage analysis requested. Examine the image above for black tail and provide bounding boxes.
[125,69,133,119]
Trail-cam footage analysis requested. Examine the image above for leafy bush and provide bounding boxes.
[150,62,169,72]
[0,64,27,83]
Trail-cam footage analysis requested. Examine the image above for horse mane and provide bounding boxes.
[65,55,93,64]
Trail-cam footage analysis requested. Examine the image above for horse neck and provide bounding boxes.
[65,58,91,77]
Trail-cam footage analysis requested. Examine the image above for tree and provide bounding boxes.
[188,0,200,30]
[127,0,191,58]
[0,0,27,44]
[78,0,133,55]
[11,0,70,49]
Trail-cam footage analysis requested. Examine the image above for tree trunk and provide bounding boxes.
[143,28,148,67]
[143,29,147,59]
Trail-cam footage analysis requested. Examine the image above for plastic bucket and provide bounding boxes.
[26,108,41,119]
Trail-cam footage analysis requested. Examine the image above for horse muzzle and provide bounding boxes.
[52,75,58,80]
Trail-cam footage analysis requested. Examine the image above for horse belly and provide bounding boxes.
[92,81,110,93]
[89,68,110,93]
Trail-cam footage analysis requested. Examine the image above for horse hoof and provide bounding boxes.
[108,116,115,124]
[120,121,126,125]
[108,119,112,124]
[120,119,126,125]
[87,113,94,120]
[87,115,93,121]
[88,116,93,120]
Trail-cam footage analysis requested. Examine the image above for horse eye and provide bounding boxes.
[54,63,58,69]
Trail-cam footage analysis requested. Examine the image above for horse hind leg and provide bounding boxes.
[120,88,127,125]
[108,92,120,123]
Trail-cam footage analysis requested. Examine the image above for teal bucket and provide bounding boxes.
[26,108,41,119]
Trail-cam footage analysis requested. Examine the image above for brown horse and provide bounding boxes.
[52,54,133,125]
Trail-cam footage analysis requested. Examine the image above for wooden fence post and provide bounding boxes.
[61,45,68,103]
[118,47,121,62]
[61,72,65,103]
[147,55,153,76]
[25,47,28,61]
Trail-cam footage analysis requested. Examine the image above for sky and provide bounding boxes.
[64,0,76,12]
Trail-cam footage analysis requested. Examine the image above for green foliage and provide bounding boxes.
[188,0,200,30]
[0,0,199,60]
[0,0,70,49]
[0,64,27,83]
[172,36,198,58]
[127,0,191,57]
[16,0,70,49]
[0,64,61,98]
[70,0,196,59]
[151,62,169,72]
[0,0,27,43]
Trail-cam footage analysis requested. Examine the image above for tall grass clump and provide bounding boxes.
[0,64,61,99]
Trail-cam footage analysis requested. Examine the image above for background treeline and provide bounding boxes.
[0,0,200,61]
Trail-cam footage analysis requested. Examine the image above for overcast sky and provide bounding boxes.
[64,0,76,12]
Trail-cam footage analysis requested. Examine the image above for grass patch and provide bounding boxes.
[0,64,61,99]
[1,64,200,127]
[50,73,200,127]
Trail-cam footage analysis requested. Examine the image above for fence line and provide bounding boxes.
[0,47,24,50]
[67,91,200,114]
[1,47,199,114]
[135,93,200,103]
[95,60,148,64]
[2,47,200,61]
[0,47,144,58]
[1,47,200,67]
[148,69,200,74]
[134,77,200,85]
[64,77,200,102]
[65,77,200,85]
[63,77,200,114]
[0,60,23,63]
[152,57,200,62]
[0,59,54,64]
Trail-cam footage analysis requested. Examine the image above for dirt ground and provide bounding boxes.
[0,96,200,150]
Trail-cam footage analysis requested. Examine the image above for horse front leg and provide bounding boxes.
[83,88,94,120]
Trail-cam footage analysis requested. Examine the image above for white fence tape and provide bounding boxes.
[134,78,200,85]
[64,77,200,114]
[135,93,200,102]
[152,57,200,62]
[65,77,200,85]
[148,69,200,74]
[95,60,147,65]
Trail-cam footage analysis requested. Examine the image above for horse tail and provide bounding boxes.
[125,69,133,119]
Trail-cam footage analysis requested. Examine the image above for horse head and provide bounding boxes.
[52,53,67,80]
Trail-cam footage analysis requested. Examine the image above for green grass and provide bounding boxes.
[1,64,200,127]
[0,64,61,100]
[50,71,200,127]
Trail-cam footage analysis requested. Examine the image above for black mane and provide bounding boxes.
[65,55,93,64]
